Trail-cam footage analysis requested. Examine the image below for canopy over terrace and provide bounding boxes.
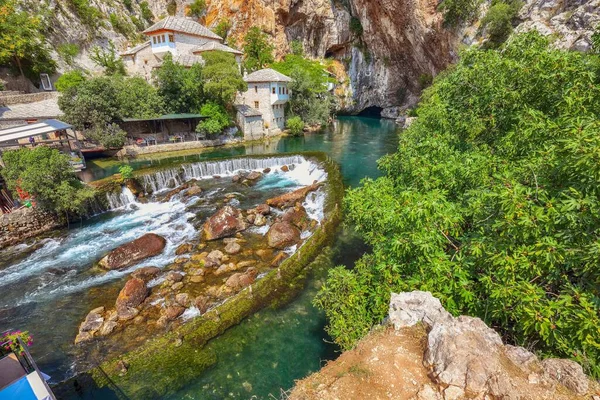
[0,119,85,171]
[120,113,206,144]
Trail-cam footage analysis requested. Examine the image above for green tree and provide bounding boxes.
[316,32,600,377]
[196,101,230,136]
[243,27,274,72]
[0,147,95,217]
[85,123,128,149]
[90,42,126,76]
[66,0,102,29]
[286,116,305,136]
[438,0,482,27]
[202,51,247,106]
[290,40,304,56]
[481,0,522,46]
[114,76,165,118]
[214,19,232,40]
[55,70,86,93]
[140,1,154,23]
[153,53,204,113]
[0,0,56,79]
[187,0,206,18]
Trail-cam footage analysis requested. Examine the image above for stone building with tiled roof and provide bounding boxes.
[236,69,293,140]
[121,16,241,79]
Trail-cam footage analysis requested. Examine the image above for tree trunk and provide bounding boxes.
[14,55,24,78]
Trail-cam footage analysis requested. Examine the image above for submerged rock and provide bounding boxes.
[203,206,247,240]
[175,243,193,256]
[224,242,241,254]
[99,233,167,270]
[225,267,259,291]
[131,266,161,282]
[267,221,301,249]
[164,305,185,321]
[266,182,321,209]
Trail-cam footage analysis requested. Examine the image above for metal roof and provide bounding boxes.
[192,41,243,55]
[244,69,293,83]
[235,104,262,117]
[122,113,205,123]
[0,119,72,143]
[143,17,223,41]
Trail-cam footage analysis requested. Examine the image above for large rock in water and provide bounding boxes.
[99,233,166,270]
[266,182,321,209]
[115,278,148,318]
[267,221,301,249]
[203,206,247,240]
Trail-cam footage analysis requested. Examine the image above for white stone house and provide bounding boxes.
[120,16,242,79]
[235,69,292,140]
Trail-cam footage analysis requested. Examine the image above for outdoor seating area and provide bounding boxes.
[120,114,206,147]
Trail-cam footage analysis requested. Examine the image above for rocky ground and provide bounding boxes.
[289,292,600,400]
[75,166,323,346]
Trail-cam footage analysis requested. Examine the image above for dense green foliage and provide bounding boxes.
[290,40,304,56]
[316,32,600,376]
[243,27,274,72]
[153,53,204,114]
[0,0,56,79]
[214,19,232,41]
[349,17,363,37]
[109,13,136,40]
[272,55,335,125]
[118,165,134,180]
[55,70,86,93]
[66,0,102,29]
[196,102,230,136]
[139,1,154,23]
[286,116,305,136]
[57,43,80,66]
[187,0,206,18]
[438,0,481,27]
[202,51,246,106]
[0,147,94,216]
[481,0,522,46]
[59,75,163,147]
[90,42,126,76]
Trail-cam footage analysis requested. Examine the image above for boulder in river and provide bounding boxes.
[246,171,262,180]
[131,266,161,282]
[267,221,301,249]
[203,206,247,240]
[99,233,167,270]
[266,182,321,209]
[116,278,149,319]
[175,243,193,256]
[282,205,310,230]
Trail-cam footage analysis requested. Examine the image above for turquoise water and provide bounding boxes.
[36,116,398,399]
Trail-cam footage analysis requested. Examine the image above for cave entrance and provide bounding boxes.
[358,106,383,118]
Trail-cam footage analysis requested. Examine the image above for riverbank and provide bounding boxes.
[53,152,344,399]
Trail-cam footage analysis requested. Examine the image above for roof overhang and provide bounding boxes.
[0,119,73,143]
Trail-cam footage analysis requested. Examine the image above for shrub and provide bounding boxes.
[317,32,600,377]
[140,1,154,23]
[202,51,246,106]
[187,0,206,18]
[109,13,136,39]
[214,19,232,40]
[90,42,126,76]
[66,0,102,29]
[57,43,80,66]
[196,102,230,136]
[290,40,304,56]
[286,116,305,136]
[55,70,86,92]
[350,17,363,36]
[418,73,433,88]
[167,0,177,16]
[119,165,134,180]
[438,0,482,27]
[85,123,127,149]
[481,0,522,46]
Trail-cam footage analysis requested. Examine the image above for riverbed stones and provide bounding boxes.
[131,266,161,282]
[116,278,149,313]
[186,185,202,197]
[164,305,185,321]
[267,221,301,249]
[281,165,289,172]
[175,243,193,256]
[224,242,241,254]
[246,213,256,224]
[282,205,310,230]
[171,282,184,291]
[166,271,183,282]
[215,263,238,276]
[98,321,117,336]
[194,295,210,313]
[255,204,271,215]
[224,267,259,291]
[79,310,104,333]
[99,233,167,270]
[204,206,247,240]
[271,252,288,267]
[254,214,267,227]
[175,293,191,307]
[246,171,262,180]
[266,182,321,209]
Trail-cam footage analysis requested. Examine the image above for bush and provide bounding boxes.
[109,13,136,39]
[119,165,134,180]
[57,43,80,66]
[196,102,230,136]
[290,40,304,56]
[243,27,275,72]
[187,0,206,18]
[66,0,102,29]
[317,32,600,377]
[481,0,523,46]
[286,116,305,136]
[167,0,177,16]
[438,0,482,27]
[202,51,246,106]
[350,17,364,37]
[85,123,127,149]
[214,19,232,40]
[55,70,86,92]
[153,53,204,114]
[418,73,433,88]
[0,147,95,216]
[90,42,126,76]
[140,1,154,23]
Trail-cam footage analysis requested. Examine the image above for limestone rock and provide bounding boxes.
[389,291,452,330]
[116,278,148,314]
[224,242,241,254]
[166,271,184,282]
[203,206,247,240]
[267,221,301,249]
[255,204,271,215]
[254,213,267,226]
[171,282,184,291]
[175,243,193,255]
[246,171,262,180]
[194,295,210,314]
[164,305,185,321]
[99,233,166,270]
[186,185,202,197]
[542,358,589,395]
[225,267,259,291]
[98,321,117,336]
[74,331,93,344]
[266,182,321,209]
[79,311,104,333]
[175,293,191,307]
[131,266,161,282]
[281,204,309,230]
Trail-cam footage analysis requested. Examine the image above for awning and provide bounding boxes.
[122,114,205,123]
[0,120,73,143]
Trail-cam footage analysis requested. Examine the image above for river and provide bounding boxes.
[0,116,399,399]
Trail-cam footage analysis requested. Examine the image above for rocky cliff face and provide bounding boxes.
[289,291,598,399]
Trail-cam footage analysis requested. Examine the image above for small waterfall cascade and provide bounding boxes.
[141,155,308,194]
[106,187,137,209]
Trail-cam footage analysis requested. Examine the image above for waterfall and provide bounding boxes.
[141,155,308,194]
[106,187,137,209]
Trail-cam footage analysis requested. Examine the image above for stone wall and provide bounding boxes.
[0,91,58,106]
[116,138,243,158]
[0,207,61,249]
